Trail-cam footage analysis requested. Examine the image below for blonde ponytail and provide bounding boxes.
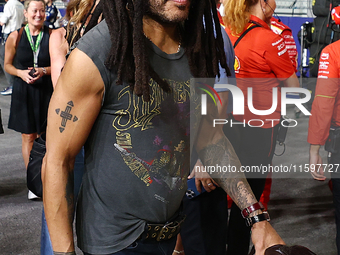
[223,0,257,34]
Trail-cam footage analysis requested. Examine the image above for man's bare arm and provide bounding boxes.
[195,113,257,209]
[42,48,104,253]
[193,92,284,254]
[193,90,256,208]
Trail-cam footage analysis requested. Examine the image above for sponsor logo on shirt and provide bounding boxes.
[286,45,296,49]
[272,38,284,46]
[318,70,330,74]
[319,61,329,70]
[277,42,285,51]
[234,56,241,74]
[320,53,330,60]
[278,48,287,56]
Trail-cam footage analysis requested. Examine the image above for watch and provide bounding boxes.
[245,211,270,227]
[41,67,47,75]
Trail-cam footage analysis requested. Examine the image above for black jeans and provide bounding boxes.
[180,188,228,255]
[83,237,177,255]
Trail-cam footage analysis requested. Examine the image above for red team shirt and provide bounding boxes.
[225,15,295,128]
[270,17,298,72]
[308,40,340,145]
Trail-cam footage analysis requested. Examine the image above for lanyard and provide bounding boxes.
[24,24,44,68]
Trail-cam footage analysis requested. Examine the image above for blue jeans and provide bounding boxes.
[40,148,84,255]
[40,207,53,255]
[83,237,177,255]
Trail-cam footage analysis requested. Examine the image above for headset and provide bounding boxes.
[264,0,281,22]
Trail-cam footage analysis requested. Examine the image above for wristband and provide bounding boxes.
[245,211,270,227]
[241,202,265,218]
[41,67,47,75]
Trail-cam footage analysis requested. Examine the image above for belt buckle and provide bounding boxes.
[156,223,171,241]
[156,215,186,241]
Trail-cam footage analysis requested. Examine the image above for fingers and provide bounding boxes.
[212,179,220,187]
[200,179,216,192]
[25,76,32,84]
[195,177,201,194]
[189,159,203,179]
[188,169,195,179]
[311,169,326,181]
[309,154,326,181]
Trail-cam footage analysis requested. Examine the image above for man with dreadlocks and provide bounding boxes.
[42,0,284,254]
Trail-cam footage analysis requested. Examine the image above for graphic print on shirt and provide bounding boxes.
[114,78,190,190]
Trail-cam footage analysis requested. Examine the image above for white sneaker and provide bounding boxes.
[0,86,12,96]
[28,190,40,200]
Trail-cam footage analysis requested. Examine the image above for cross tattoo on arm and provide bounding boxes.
[55,101,78,133]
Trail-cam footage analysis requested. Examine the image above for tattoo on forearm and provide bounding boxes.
[198,137,257,210]
[55,101,78,133]
[53,252,76,255]
[65,170,74,225]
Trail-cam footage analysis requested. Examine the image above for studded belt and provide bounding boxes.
[143,214,186,242]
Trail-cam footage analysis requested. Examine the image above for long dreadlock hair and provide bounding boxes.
[87,0,231,102]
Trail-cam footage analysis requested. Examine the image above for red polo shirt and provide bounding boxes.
[308,40,340,145]
[271,17,298,72]
[225,15,295,128]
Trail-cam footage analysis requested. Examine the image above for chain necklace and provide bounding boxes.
[143,32,181,53]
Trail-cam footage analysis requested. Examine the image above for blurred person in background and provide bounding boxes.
[0,0,24,95]
[308,39,340,255]
[5,0,52,199]
[44,0,59,29]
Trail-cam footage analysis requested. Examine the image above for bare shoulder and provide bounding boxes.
[50,27,68,56]
[51,27,66,38]
[50,27,67,45]
[57,48,105,96]
[6,30,18,45]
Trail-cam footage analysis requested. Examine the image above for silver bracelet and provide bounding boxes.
[173,250,185,254]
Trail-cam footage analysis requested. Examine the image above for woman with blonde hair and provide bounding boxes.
[222,0,299,254]
[50,0,101,86]
[5,0,52,198]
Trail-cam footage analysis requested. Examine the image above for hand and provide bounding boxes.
[251,221,285,255]
[188,159,219,193]
[309,144,326,181]
[20,67,43,84]
[27,67,44,83]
